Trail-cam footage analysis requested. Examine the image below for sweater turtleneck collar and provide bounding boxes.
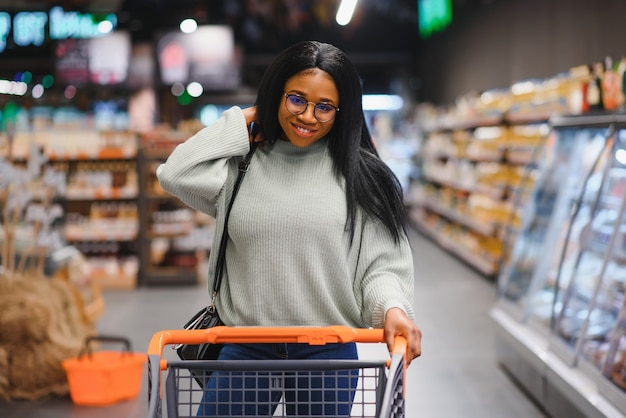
[268,137,329,158]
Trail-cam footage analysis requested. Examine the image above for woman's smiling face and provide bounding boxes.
[278,68,339,147]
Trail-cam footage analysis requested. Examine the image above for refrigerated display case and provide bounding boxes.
[492,114,626,418]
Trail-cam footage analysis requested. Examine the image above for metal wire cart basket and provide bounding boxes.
[146,326,407,417]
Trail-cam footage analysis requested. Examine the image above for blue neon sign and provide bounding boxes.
[0,7,117,53]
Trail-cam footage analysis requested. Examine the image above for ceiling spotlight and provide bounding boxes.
[336,0,358,26]
[180,18,197,34]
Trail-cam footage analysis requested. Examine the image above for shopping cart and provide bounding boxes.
[146,326,407,417]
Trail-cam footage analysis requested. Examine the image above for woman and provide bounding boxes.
[157,40,421,416]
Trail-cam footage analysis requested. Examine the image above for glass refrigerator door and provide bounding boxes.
[524,128,612,329]
[497,129,555,304]
[601,209,626,395]
[549,127,626,377]
[497,126,609,329]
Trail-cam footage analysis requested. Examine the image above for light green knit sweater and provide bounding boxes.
[156,107,415,329]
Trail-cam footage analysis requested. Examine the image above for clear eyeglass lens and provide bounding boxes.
[285,94,336,122]
[287,95,306,111]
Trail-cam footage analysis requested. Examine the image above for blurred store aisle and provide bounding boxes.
[0,228,546,418]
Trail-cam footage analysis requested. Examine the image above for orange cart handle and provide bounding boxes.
[391,334,407,358]
[148,325,401,357]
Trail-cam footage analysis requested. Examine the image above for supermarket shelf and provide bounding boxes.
[423,175,507,200]
[505,111,552,125]
[64,227,138,242]
[421,114,504,133]
[136,138,213,286]
[138,267,198,285]
[91,272,137,290]
[147,230,194,239]
[416,199,497,237]
[412,212,498,276]
[64,187,138,200]
[424,151,504,163]
[47,147,137,161]
[143,192,180,201]
[550,113,626,129]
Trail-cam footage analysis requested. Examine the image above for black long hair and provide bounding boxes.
[254,40,408,243]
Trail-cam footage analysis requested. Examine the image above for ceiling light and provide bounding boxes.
[336,0,358,26]
[362,94,404,111]
[180,18,198,34]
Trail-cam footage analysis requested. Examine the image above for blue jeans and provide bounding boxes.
[196,342,359,416]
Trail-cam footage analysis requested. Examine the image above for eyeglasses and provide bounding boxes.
[283,93,339,123]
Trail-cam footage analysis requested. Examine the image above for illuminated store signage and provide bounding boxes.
[0,7,117,53]
[49,7,116,40]
[14,11,47,47]
[0,12,10,51]
[418,0,452,38]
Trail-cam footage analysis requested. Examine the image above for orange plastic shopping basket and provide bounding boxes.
[62,335,146,406]
[146,326,407,417]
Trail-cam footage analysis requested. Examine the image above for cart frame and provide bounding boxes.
[147,326,407,417]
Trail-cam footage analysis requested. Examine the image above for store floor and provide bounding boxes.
[0,229,547,418]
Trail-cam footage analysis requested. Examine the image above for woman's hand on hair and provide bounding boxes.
[242,106,263,143]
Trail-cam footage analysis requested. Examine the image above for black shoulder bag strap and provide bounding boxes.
[210,124,259,311]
